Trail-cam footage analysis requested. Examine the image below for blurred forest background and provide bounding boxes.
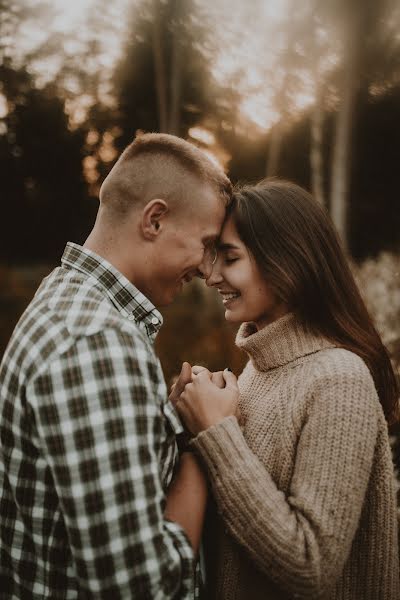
[0,0,399,411]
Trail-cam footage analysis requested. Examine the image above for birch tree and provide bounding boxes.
[308,12,329,206]
[329,2,364,250]
[113,0,218,147]
[168,0,184,135]
[152,0,168,131]
[326,0,394,250]
[265,0,297,177]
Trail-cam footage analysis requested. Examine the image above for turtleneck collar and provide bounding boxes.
[235,312,336,372]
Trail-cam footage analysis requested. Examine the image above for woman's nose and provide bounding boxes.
[205,264,223,287]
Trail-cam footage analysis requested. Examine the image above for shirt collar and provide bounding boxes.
[61,242,163,341]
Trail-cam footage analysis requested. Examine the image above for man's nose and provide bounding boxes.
[195,260,213,281]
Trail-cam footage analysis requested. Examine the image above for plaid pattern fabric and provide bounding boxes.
[0,242,194,599]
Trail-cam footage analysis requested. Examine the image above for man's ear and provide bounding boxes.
[141,199,169,240]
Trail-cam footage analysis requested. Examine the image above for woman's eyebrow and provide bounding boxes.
[218,242,240,251]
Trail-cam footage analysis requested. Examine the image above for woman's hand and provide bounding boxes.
[176,369,239,436]
[191,365,226,388]
[169,364,225,407]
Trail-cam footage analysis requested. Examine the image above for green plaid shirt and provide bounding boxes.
[0,242,194,599]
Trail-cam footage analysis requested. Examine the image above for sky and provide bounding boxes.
[11,0,315,131]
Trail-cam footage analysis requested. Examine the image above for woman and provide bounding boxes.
[175,180,399,599]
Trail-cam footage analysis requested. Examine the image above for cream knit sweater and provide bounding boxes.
[192,313,399,599]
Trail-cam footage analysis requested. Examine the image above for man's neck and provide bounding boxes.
[84,230,138,285]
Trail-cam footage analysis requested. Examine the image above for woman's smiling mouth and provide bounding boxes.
[219,290,241,305]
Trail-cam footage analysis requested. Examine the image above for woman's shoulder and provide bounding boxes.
[310,346,379,405]
[314,346,371,375]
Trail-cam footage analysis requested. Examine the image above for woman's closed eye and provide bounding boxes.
[224,255,239,264]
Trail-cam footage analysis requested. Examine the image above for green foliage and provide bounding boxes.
[353,251,400,374]
[0,62,95,261]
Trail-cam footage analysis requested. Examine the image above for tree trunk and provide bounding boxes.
[265,0,297,177]
[308,14,325,206]
[169,0,183,135]
[310,86,325,205]
[152,0,168,132]
[266,122,284,177]
[330,7,363,251]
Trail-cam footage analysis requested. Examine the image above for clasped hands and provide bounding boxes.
[169,362,240,436]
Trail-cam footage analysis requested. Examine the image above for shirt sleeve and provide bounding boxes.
[29,326,194,599]
[190,367,380,598]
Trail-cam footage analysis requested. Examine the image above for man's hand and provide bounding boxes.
[169,362,192,406]
[176,369,239,435]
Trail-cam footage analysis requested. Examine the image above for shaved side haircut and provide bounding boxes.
[99,133,232,218]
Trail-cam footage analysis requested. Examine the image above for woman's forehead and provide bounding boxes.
[219,217,240,245]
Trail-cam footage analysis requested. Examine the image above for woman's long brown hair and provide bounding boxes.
[231,179,399,428]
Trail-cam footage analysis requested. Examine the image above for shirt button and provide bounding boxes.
[128,314,135,321]
[151,316,159,325]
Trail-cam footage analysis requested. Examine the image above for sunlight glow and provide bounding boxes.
[0,94,8,119]
[240,95,281,130]
[188,127,216,146]
[51,0,94,31]
[11,0,316,134]
[189,126,230,171]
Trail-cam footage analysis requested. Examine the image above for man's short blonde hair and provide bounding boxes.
[99,133,232,217]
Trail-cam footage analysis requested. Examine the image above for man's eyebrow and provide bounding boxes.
[202,235,219,248]
[217,242,240,251]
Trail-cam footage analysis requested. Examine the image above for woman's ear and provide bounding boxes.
[141,199,169,240]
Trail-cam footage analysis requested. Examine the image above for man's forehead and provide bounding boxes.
[181,180,227,231]
[201,208,226,239]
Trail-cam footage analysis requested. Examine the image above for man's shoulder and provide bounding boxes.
[3,266,152,379]
[29,265,121,334]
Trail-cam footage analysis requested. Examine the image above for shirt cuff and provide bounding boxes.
[164,519,195,598]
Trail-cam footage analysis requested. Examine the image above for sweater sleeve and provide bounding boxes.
[190,367,379,599]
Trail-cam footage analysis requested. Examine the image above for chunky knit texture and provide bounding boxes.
[192,313,399,599]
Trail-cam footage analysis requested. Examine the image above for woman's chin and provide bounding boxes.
[224,308,243,324]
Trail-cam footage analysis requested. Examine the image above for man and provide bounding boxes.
[0,133,232,598]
